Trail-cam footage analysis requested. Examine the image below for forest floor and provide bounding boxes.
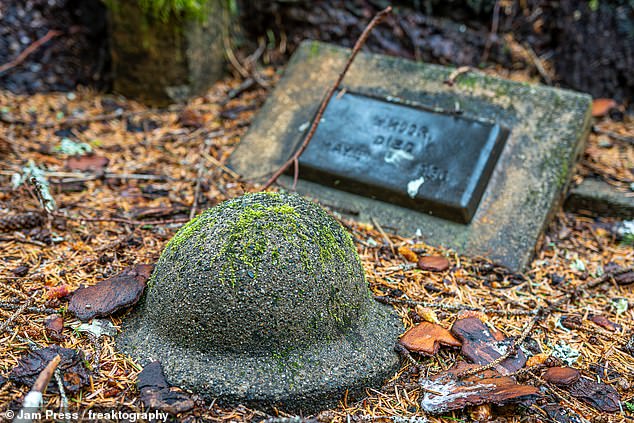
[1,59,634,423]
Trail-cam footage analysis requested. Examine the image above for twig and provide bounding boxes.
[523,42,552,85]
[593,125,634,145]
[374,296,537,316]
[0,302,58,314]
[261,6,393,190]
[54,369,69,420]
[0,30,62,75]
[52,212,189,226]
[458,307,543,378]
[0,299,33,335]
[0,237,48,247]
[190,141,208,219]
[371,216,396,256]
[444,66,472,86]
[481,0,500,63]
[30,177,56,215]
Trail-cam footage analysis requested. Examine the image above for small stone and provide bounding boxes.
[418,255,450,272]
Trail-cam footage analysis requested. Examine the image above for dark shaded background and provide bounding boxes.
[1,0,632,103]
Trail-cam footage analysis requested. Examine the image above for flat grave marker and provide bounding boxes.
[230,41,592,271]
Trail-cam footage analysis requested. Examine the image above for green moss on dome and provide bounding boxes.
[156,192,361,289]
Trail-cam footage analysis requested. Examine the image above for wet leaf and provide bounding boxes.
[138,361,195,415]
[397,245,418,263]
[419,362,539,414]
[417,255,450,272]
[9,345,90,393]
[542,367,580,385]
[47,284,72,300]
[399,322,461,355]
[543,404,586,423]
[589,314,621,332]
[69,264,154,321]
[567,376,620,413]
[177,108,205,128]
[66,154,109,172]
[451,317,527,375]
[44,315,65,341]
[591,98,617,117]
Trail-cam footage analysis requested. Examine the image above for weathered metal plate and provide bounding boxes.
[297,92,509,223]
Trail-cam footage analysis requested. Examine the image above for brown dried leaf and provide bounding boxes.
[591,98,617,117]
[589,314,621,332]
[9,345,90,393]
[66,154,109,172]
[420,362,539,414]
[138,361,195,415]
[47,284,72,299]
[415,305,440,324]
[177,108,205,128]
[526,353,549,367]
[398,245,418,263]
[69,264,154,321]
[451,317,527,375]
[418,255,450,272]
[542,367,580,386]
[44,315,65,341]
[400,322,461,355]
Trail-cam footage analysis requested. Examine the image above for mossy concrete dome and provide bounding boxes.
[117,192,402,412]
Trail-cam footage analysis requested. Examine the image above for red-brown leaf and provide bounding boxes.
[591,98,617,117]
[418,255,450,272]
[69,264,154,321]
[542,367,580,386]
[66,154,109,172]
[399,322,461,355]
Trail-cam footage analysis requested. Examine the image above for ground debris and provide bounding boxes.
[65,154,109,172]
[565,376,620,413]
[451,317,527,375]
[417,255,450,272]
[9,345,90,394]
[69,264,153,321]
[399,322,461,356]
[138,361,195,415]
[419,362,539,414]
[542,404,588,423]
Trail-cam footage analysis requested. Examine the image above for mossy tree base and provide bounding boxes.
[107,0,226,106]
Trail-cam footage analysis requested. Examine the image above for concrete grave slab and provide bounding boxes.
[230,41,592,271]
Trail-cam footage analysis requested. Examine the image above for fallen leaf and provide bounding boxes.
[44,315,65,341]
[177,108,205,128]
[12,265,29,277]
[451,317,527,375]
[69,264,154,321]
[542,367,580,385]
[568,376,620,413]
[418,255,450,272]
[400,322,461,355]
[543,404,585,423]
[419,362,539,414]
[47,284,71,300]
[415,305,440,324]
[9,345,90,393]
[66,154,109,172]
[591,98,617,117]
[74,319,117,338]
[589,314,621,332]
[138,361,195,415]
[398,245,418,263]
[526,353,549,367]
